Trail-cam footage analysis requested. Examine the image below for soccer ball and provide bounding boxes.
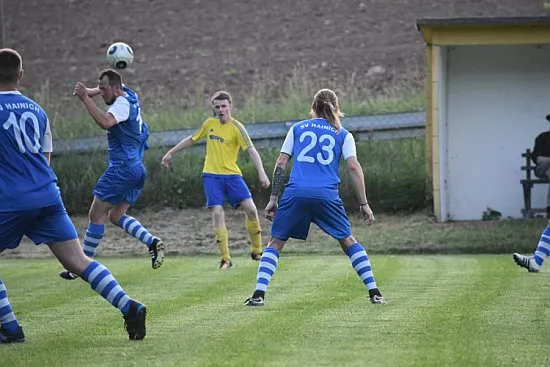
[105,42,134,69]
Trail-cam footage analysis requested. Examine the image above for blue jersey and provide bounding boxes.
[0,91,60,212]
[106,86,149,165]
[281,118,353,199]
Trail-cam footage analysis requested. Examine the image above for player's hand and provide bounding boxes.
[259,172,270,189]
[161,152,173,168]
[265,199,278,222]
[73,82,89,100]
[360,204,375,225]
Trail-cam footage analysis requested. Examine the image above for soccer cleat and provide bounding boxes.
[219,259,233,270]
[369,288,386,304]
[250,252,262,261]
[513,253,540,273]
[123,301,147,340]
[370,295,386,304]
[149,237,165,269]
[0,326,25,344]
[244,296,264,307]
[59,270,79,280]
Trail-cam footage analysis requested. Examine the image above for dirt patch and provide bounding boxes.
[3,208,276,259]
[10,0,545,111]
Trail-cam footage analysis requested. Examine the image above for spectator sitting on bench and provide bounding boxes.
[531,114,550,218]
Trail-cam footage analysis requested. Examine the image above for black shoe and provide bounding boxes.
[59,270,79,280]
[123,301,147,340]
[513,253,540,272]
[369,288,386,304]
[0,326,25,344]
[244,290,265,306]
[250,252,262,261]
[219,259,233,270]
[244,296,264,306]
[149,237,165,269]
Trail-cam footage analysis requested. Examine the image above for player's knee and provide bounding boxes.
[244,206,258,219]
[338,236,356,251]
[267,238,285,252]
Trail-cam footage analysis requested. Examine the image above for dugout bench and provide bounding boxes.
[521,148,549,218]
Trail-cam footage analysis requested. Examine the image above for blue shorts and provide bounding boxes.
[94,163,146,205]
[271,196,352,241]
[203,174,252,208]
[0,200,78,250]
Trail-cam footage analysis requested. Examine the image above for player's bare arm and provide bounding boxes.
[265,153,290,221]
[247,147,270,188]
[73,82,117,129]
[161,135,197,168]
[86,86,101,98]
[346,156,374,224]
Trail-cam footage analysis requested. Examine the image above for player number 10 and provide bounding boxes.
[2,111,41,154]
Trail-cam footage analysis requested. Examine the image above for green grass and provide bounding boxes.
[1,255,550,366]
[41,69,423,139]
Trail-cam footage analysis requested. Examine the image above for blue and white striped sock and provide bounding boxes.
[534,226,550,267]
[117,215,154,247]
[345,243,378,291]
[0,279,20,332]
[83,223,104,258]
[255,247,280,294]
[81,261,132,315]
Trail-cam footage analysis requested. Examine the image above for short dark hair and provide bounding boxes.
[0,48,22,84]
[211,90,232,104]
[98,69,123,87]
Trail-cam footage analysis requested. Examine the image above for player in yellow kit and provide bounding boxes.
[161,91,270,269]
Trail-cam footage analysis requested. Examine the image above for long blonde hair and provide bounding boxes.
[310,88,344,131]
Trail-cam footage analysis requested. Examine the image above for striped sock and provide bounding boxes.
[0,279,20,332]
[255,247,280,294]
[83,223,104,258]
[117,215,154,247]
[80,260,132,315]
[345,243,378,291]
[534,226,550,267]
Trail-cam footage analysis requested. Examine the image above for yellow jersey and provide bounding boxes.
[191,117,254,175]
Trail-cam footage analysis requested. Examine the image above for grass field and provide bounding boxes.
[1,255,549,366]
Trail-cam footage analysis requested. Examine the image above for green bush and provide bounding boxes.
[52,138,427,215]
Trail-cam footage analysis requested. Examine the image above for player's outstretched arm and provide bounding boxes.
[248,147,270,189]
[264,153,290,221]
[346,156,374,224]
[161,135,196,168]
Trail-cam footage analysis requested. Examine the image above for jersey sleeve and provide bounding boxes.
[280,126,295,156]
[191,120,209,141]
[342,132,357,159]
[107,97,130,123]
[234,121,254,151]
[42,118,53,153]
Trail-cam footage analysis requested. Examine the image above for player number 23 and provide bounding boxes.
[2,111,41,154]
[296,131,335,165]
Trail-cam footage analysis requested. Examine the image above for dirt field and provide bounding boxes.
[11,0,545,107]
[3,207,277,259]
